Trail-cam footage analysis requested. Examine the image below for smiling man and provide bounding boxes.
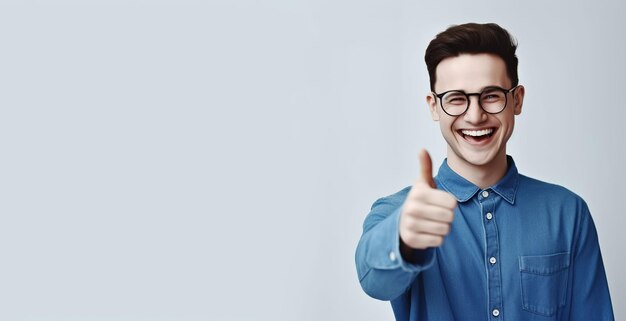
[355,23,614,321]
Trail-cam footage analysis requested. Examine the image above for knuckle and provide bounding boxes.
[417,221,431,233]
[405,234,420,248]
[440,223,451,235]
[406,202,426,218]
[440,209,453,222]
[410,219,424,233]
[400,216,414,230]
[399,229,409,241]
[413,184,431,198]
[403,202,418,215]
[445,194,458,208]
[432,236,444,247]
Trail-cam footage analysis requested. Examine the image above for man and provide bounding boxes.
[355,23,614,321]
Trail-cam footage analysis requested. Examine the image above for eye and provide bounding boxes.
[444,93,467,105]
[481,90,505,102]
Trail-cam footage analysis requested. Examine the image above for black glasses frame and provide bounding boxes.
[432,85,519,116]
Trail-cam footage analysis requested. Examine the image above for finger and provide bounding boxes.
[401,232,444,249]
[404,202,455,223]
[404,217,451,236]
[411,188,458,210]
[418,149,436,188]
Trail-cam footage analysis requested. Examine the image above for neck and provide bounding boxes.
[446,147,509,190]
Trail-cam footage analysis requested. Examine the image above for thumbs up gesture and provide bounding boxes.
[399,150,458,250]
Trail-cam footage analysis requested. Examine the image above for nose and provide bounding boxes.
[463,96,487,124]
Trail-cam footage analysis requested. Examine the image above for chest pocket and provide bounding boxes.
[519,252,570,317]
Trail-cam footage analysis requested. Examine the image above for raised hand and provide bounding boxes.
[399,150,458,250]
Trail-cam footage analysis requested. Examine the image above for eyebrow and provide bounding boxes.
[436,85,507,93]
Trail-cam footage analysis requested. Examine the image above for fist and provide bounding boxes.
[399,149,457,250]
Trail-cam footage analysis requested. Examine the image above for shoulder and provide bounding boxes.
[517,174,587,208]
[370,185,412,209]
[361,186,412,232]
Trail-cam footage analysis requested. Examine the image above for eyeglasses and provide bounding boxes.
[432,85,519,116]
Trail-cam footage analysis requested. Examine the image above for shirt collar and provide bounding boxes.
[434,155,519,204]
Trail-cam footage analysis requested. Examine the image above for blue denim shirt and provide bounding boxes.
[355,156,614,321]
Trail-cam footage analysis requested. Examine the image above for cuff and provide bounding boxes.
[366,206,436,273]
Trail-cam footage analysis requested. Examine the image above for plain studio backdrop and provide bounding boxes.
[0,0,624,320]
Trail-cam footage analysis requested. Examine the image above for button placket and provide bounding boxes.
[481,190,503,320]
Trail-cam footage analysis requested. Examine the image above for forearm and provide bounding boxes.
[355,207,435,300]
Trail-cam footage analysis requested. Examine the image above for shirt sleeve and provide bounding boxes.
[355,194,436,301]
[567,200,614,320]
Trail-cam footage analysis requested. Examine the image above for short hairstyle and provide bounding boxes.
[424,23,519,91]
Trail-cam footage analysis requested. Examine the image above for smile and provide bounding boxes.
[457,127,497,145]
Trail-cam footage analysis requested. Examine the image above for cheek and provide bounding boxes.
[498,117,515,137]
[443,118,458,133]
[441,121,460,141]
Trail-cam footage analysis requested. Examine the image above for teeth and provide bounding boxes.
[461,128,494,137]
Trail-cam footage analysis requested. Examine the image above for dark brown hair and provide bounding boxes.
[425,23,519,91]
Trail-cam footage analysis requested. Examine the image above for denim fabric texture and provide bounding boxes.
[355,156,614,321]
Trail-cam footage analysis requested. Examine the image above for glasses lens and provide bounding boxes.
[480,88,507,113]
[442,91,468,115]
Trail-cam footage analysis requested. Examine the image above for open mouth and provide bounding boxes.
[457,127,497,144]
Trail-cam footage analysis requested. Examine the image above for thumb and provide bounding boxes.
[419,149,436,188]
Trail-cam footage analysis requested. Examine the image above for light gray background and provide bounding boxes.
[1,0,623,320]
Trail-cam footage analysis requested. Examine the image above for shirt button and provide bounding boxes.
[482,190,489,198]
[486,212,493,220]
[489,257,497,264]
[492,308,500,317]
[389,251,397,261]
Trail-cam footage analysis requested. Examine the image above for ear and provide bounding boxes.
[426,93,440,121]
[512,85,525,116]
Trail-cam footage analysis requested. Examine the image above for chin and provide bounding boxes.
[449,144,502,167]
[460,153,497,166]
[446,127,508,167]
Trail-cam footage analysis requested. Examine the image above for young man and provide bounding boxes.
[355,23,614,321]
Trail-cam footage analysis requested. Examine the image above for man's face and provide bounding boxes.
[426,53,525,168]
